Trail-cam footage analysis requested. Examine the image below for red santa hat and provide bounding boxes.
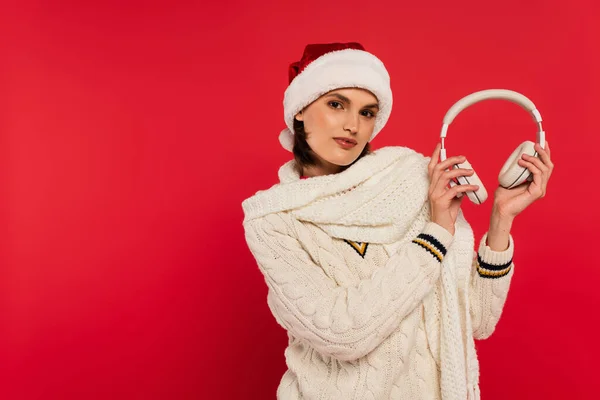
[279,42,393,152]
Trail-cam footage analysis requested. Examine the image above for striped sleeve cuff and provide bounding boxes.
[476,232,515,279]
[411,222,454,263]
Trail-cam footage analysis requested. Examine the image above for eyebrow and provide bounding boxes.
[325,93,379,110]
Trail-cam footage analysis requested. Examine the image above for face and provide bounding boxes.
[295,88,379,175]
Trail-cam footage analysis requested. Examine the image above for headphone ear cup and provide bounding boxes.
[498,141,537,189]
[453,160,488,205]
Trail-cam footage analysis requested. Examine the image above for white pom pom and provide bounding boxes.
[279,128,294,152]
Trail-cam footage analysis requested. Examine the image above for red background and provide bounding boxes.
[1,1,599,399]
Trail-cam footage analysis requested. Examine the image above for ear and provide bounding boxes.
[294,111,304,121]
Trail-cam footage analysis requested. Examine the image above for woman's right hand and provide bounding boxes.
[427,143,480,236]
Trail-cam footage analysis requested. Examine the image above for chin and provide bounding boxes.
[324,149,361,167]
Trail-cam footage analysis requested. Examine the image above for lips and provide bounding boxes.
[333,137,358,149]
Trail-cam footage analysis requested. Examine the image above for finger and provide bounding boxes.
[428,143,441,178]
[534,142,554,170]
[430,155,467,189]
[522,153,549,174]
[428,143,441,179]
[432,167,475,196]
[518,159,545,196]
[434,155,467,173]
[522,152,551,188]
[436,168,475,193]
[442,167,476,180]
[442,184,480,200]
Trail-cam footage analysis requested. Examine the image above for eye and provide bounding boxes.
[328,101,343,109]
[361,110,376,118]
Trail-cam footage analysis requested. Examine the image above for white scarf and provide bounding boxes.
[243,146,477,399]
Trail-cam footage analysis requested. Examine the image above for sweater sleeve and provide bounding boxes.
[243,212,454,362]
[469,232,515,340]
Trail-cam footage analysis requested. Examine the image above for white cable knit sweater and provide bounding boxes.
[242,146,515,400]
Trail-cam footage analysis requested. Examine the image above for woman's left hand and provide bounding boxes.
[492,141,554,220]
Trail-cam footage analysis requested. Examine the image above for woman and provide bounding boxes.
[242,42,553,400]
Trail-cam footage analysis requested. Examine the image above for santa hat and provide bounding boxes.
[279,42,393,152]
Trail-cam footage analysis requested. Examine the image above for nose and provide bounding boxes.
[344,112,359,135]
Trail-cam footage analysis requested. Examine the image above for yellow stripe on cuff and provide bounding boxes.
[477,263,512,278]
[413,238,443,262]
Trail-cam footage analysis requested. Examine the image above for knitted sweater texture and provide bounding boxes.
[242,146,515,399]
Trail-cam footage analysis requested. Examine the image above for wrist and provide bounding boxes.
[487,208,513,251]
[491,201,516,224]
[435,221,455,236]
[489,212,514,232]
[430,213,455,236]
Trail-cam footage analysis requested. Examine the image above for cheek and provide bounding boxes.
[314,110,339,129]
[360,119,376,139]
[320,110,341,127]
[364,125,375,140]
[305,111,339,140]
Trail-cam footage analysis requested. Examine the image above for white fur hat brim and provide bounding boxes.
[280,48,393,152]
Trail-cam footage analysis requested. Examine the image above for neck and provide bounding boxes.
[301,160,345,178]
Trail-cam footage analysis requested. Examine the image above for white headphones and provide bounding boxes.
[440,89,546,205]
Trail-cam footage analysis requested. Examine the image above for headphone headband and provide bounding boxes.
[440,89,545,160]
